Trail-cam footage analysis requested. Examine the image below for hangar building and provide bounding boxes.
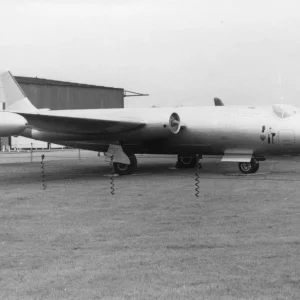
[15,76,124,110]
[1,76,125,150]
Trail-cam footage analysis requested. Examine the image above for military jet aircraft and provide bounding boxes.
[1,71,300,175]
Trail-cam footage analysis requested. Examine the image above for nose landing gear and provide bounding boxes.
[238,159,259,174]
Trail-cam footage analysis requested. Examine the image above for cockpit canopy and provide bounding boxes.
[272,104,300,118]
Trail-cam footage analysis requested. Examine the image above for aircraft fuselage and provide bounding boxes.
[20,105,300,157]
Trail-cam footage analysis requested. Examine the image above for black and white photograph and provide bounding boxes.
[0,0,300,299]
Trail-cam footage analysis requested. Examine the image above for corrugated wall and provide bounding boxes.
[18,84,124,110]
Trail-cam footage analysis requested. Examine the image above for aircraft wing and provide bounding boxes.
[19,111,145,135]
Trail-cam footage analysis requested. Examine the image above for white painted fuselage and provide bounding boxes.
[22,104,300,157]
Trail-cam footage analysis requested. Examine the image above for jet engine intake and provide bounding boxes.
[169,112,183,134]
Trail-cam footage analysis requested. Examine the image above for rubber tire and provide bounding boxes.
[113,153,137,175]
[251,161,260,173]
[238,159,259,174]
[176,154,198,168]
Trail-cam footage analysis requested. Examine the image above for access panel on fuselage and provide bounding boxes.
[278,129,296,153]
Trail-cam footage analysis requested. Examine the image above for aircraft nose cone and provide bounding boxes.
[0,112,28,136]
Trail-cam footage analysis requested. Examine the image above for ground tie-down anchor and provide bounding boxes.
[110,155,115,195]
[78,148,81,161]
[41,154,46,190]
[30,142,33,163]
[195,155,202,197]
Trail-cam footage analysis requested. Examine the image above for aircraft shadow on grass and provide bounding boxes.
[0,159,281,187]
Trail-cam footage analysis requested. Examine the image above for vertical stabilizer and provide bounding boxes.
[0,71,37,113]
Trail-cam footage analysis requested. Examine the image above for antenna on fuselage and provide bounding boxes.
[214,98,225,106]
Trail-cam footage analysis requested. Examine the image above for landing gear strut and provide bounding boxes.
[176,154,199,168]
[238,159,259,174]
[113,153,137,175]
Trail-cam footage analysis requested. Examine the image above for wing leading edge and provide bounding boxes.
[20,112,146,135]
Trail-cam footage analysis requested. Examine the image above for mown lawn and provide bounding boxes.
[0,153,300,299]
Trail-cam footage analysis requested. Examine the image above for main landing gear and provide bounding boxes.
[238,158,259,174]
[176,154,200,168]
[113,153,137,175]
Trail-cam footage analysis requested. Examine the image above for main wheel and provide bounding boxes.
[176,154,198,168]
[251,161,260,173]
[113,153,137,175]
[238,159,259,174]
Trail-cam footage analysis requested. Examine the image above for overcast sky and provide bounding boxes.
[1,0,300,107]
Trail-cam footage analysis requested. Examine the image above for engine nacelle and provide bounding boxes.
[169,112,183,134]
[0,112,27,136]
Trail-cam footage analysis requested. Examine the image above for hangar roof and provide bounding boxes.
[15,76,123,91]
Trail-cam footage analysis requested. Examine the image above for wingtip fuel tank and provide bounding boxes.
[0,112,27,136]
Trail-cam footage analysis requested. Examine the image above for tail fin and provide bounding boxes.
[0,71,37,113]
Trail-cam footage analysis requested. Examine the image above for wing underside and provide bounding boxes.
[20,112,146,135]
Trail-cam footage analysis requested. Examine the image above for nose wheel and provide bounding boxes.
[238,159,259,174]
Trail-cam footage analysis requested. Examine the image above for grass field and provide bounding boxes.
[0,150,300,299]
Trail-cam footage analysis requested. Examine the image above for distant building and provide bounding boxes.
[15,76,124,110]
